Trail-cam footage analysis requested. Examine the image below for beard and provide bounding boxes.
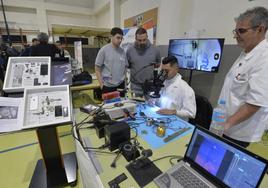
[135,42,147,50]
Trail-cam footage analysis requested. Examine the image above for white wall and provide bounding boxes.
[47,12,96,30]
[2,0,267,44]
[120,0,160,27]
[95,6,111,28]
[0,11,38,30]
[157,0,195,45]
[0,0,101,38]
[93,0,109,12]
[46,0,94,8]
[120,0,268,45]
[190,0,268,44]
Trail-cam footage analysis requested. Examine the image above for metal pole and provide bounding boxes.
[1,0,11,46]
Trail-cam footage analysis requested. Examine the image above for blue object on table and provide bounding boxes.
[127,103,194,149]
[104,97,121,104]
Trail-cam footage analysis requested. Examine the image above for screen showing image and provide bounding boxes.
[195,138,226,176]
[186,129,267,188]
[51,58,72,86]
[168,38,225,72]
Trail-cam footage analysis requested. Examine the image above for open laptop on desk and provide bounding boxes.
[154,126,268,188]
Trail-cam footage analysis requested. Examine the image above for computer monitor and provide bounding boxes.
[51,57,72,86]
[185,126,268,188]
[168,38,225,72]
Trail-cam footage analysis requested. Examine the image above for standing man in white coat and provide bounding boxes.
[156,56,196,121]
[219,7,268,147]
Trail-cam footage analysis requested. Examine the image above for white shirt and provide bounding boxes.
[219,39,268,142]
[157,73,196,120]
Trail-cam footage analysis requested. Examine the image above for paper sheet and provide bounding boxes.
[0,97,23,133]
[73,126,104,188]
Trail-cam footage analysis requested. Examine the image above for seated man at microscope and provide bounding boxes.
[153,56,196,120]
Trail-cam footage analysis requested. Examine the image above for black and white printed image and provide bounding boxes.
[0,106,18,119]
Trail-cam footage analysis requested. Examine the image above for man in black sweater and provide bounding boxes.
[30,32,59,58]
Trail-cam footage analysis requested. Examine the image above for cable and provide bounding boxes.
[127,63,155,86]
[151,155,183,164]
[83,143,109,150]
[84,149,117,155]
[169,156,184,165]
[77,119,94,129]
[71,102,105,145]
[110,145,123,168]
[129,125,138,139]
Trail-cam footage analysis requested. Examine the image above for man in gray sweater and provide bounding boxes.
[126,27,161,97]
[95,27,128,97]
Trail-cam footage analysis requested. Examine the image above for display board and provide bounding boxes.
[124,7,158,45]
[74,41,83,71]
[3,57,51,93]
[22,85,72,129]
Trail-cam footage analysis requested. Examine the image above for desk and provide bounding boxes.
[71,80,101,107]
[70,80,100,91]
[74,110,268,188]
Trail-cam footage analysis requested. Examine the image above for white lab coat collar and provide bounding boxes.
[244,39,267,60]
[165,73,181,85]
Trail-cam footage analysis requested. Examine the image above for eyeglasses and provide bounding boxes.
[232,25,259,35]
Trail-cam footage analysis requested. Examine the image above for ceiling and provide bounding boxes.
[52,24,110,37]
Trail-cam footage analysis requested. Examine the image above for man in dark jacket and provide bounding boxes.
[30,32,59,58]
[21,38,39,56]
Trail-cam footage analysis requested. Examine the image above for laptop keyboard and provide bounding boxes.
[170,166,210,188]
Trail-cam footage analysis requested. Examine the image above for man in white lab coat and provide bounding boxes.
[219,6,268,147]
[156,56,196,121]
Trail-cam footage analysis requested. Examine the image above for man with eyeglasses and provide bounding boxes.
[95,27,128,97]
[126,27,161,97]
[218,7,268,148]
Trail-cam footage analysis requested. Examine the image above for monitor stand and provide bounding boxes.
[29,126,77,188]
[188,69,193,86]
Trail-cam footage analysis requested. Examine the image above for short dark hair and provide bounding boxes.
[135,27,147,36]
[110,27,123,36]
[37,32,49,43]
[162,56,178,66]
[32,38,38,43]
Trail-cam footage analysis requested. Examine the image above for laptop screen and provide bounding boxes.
[185,127,267,188]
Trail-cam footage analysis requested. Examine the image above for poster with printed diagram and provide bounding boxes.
[0,97,24,133]
[3,57,51,93]
[22,85,72,129]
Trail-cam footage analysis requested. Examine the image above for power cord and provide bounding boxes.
[83,143,110,150]
[127,63,156,86]
[151,155,183,165]
[110,145,124,168]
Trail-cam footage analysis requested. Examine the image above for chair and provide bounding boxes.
[189,94,213,130]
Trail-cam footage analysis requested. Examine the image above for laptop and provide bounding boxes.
[154,126,268,188]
